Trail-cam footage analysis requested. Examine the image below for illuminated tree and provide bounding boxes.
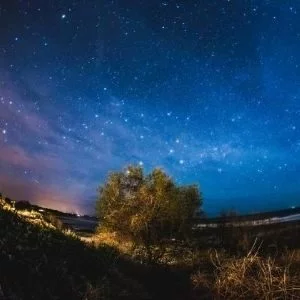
[96,165,202,261]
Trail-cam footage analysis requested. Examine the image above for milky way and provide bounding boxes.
[0,1,299,215]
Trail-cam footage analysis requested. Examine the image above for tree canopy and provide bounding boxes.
[96,165,202,257]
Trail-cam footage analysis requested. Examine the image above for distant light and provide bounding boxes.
[2,129,6,135]
[76,213,81,217]
[179,159,184,164]
[61,14,66,19]
[138,161,144,166]
[38,209,44,212]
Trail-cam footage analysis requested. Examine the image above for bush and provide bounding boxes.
[15,200,31,210]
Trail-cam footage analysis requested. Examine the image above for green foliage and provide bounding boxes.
[96,165,202,260]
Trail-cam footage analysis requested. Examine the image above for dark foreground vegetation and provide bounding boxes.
[1,165,300,300]
[0,197,206,300]
[0,199,115,299]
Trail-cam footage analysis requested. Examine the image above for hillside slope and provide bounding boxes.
[0,202,117,299]
[0,200,190,300]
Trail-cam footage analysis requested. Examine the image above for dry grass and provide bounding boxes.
[0,199,55,229]
[192,240,300,299]
[3,197,299,299]
[92,228,135,254]
[0,198,78,238]
[92,230,205,266]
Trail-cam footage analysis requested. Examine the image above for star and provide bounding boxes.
[0,0,299,216]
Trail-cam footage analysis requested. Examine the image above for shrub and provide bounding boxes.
[15,200,31,210]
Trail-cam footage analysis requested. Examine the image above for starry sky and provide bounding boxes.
[0,1,300,215]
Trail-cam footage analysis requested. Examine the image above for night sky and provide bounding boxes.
[0,1,299,215]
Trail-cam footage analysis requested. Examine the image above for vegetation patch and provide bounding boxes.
[0,199,120,299]
[191,242,300,299]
